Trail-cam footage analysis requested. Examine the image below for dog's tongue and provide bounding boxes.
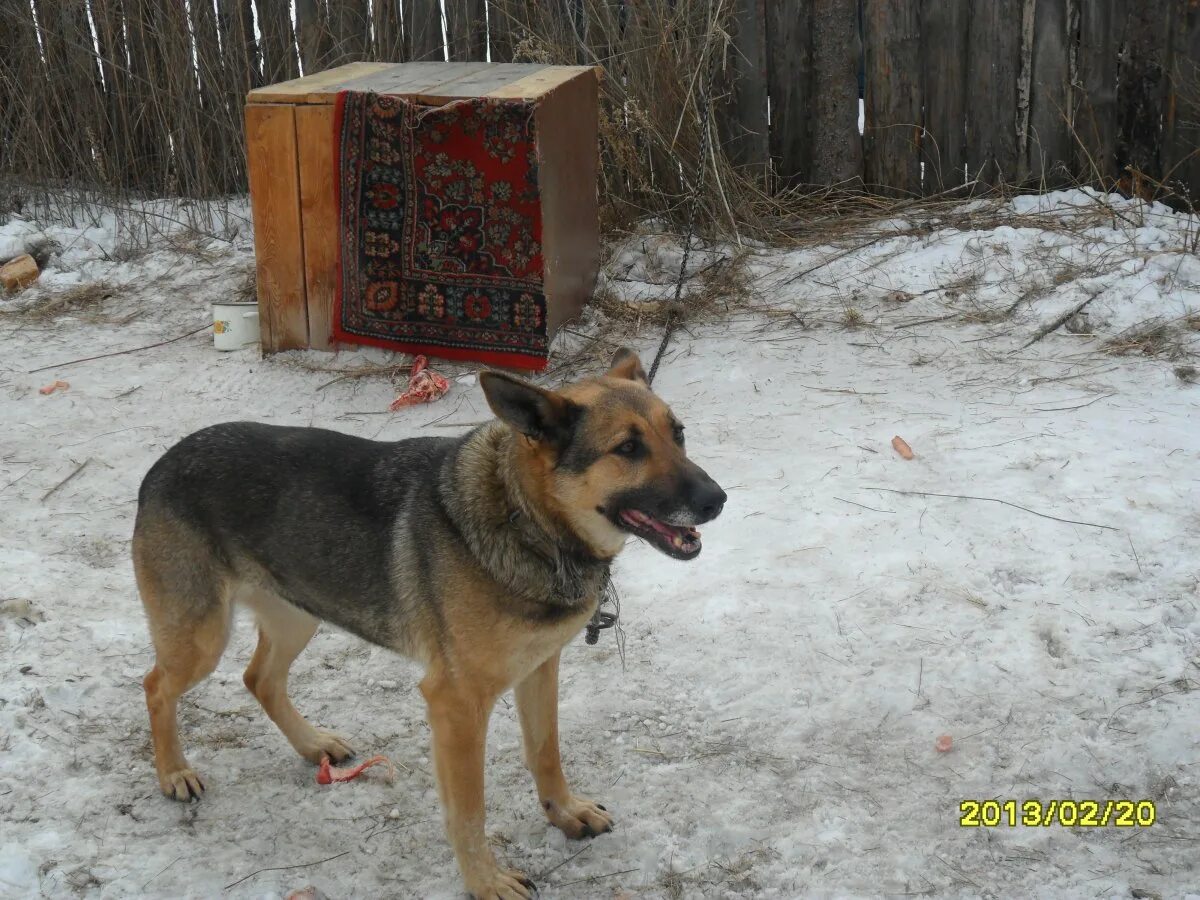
[621,509,701,545]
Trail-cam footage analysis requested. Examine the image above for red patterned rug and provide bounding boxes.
[333,91,548,369]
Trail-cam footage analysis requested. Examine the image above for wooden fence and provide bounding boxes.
[1,0,1198,207]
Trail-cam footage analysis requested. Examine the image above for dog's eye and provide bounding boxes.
[614,438,641,458]
[672,424,685,444]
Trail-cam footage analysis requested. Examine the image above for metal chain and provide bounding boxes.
[589,32,719,648]
[645,37,719,386]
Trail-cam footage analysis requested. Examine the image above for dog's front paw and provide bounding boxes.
[158,766,205,802]
[296,729,354,765]
[543,795,613,840]
[466,866,536,900]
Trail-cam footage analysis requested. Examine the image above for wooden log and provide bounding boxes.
[921,0,968,192]
[296,105,338,350]
[1076,0,1127,185]
[446,0,489,61]
[966,0,1021,187]
[722,0,770,173]
[405,0,444,62]
[767,0,812,184]
[1027,0,1073,186]
[864,0,921,196]
[1118,0,1173,190]
[810,0,862,186]
[245,104,309,352]
[0,254,39,293]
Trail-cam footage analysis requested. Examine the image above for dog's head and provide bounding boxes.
[479,348,726,561]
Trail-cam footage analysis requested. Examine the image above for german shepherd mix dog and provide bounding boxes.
[133,349,725,899]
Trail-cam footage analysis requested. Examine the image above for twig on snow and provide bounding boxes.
[27,323,211,374]
[223,850,351,891]
[1020,291,1102,349]
[834,496,895,514]
[41,459,90,502]
[863,487,1118,531]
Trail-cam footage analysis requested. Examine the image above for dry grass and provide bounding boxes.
[1105,318,1192,361]
[0,281,117,323]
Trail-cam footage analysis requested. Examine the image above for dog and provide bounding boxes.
[132,348,726,899]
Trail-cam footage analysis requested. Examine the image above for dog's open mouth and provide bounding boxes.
[617,509,702,560]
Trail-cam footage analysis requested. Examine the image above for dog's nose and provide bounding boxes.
[693,478,727,522]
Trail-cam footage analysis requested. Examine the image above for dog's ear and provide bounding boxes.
[607,347,648,384]
[480,371,580,446]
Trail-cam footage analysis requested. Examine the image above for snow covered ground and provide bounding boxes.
[2,190,1199,899]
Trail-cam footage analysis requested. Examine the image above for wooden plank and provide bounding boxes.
[921,0,967,191]
[245,104,309,352]
[810,0,863,186]
[446,0,488,61]
[767,0,813,184]
[1027,0,1073,186]
[1118,0,1173,189]
[247,62,393,103]
[535,73,600,338]
[417,63,548,101]
[966,0,1021,187]
[347,61,494,100]
[1164,0,1200,199]
[296,105,338,351]
[863,0,921,196]
[405,0,444,62]
[485,65,595,99]
[1076,0,1127,184]
[722,0,769,172]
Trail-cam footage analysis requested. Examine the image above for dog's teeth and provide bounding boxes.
[671,534,684,548]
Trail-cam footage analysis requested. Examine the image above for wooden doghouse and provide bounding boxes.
[245,62,600,365]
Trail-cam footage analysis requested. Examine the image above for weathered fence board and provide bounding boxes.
[447,0,489,62]
[297,0,332,74]
[1027,0,1072,186]
[810,0,862,185]
[920,0,966,191]
[767,0,812,182]
[1119,0,1173,186]
[1077,0,1126,183]
[724,0,770,172]
[258,0,300,83]
[1165,0,1200,194]
[966,0,1021,186]
[373,0,402,60]
[4,0,1200,210]
[406,0,444,62]
[864,0,921,195]
[331,0,371,66]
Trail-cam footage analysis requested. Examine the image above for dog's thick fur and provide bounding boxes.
[132,349,725,899]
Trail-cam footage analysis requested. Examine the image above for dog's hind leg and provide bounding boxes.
[241,593,353,764]
[134,522,232,802]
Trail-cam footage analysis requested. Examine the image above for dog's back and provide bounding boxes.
[135,421,456,645]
